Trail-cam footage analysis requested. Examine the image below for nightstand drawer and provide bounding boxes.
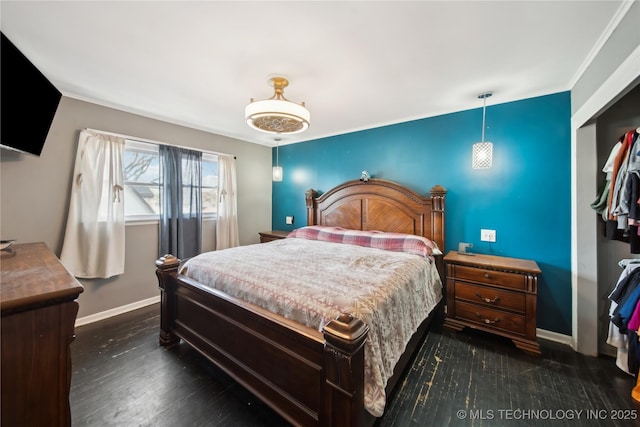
[455,301,526,336]
[454,281,525,313]
[454,264,526,290]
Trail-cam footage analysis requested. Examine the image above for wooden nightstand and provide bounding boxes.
[258,230,290,243]
[443,251,541,356]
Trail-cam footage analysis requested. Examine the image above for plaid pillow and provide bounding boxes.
[287,226,441,258]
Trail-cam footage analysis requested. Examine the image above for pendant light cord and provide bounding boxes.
[478,92,492,143]
[481,96,486,143]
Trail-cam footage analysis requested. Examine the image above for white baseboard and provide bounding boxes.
[75,295,160,327]
[537,327,572,346]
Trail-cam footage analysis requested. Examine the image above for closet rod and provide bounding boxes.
[619,258,640,268]
[84,128,237,159]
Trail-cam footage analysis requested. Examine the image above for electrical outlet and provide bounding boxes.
[480,229,496,242]
[285,216,294,225]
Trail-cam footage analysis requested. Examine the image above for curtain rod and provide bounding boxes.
[84,128,237,159]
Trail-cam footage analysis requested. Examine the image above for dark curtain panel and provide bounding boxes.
[159,145,202,259]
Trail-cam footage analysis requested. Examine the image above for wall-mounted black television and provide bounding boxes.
[1,32,62,157]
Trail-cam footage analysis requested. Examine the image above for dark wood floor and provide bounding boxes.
[70,304,640,426]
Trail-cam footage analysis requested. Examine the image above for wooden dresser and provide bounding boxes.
[258,230,290,243]
[1,242,84,426]
[443,251,541,356]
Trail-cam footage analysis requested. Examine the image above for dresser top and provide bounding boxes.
[259,230,290,238]
[444,250,541,274]
[1,242,84,312]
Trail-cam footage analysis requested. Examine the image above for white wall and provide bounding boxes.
[0,97,272,319]
[571,1,640,354]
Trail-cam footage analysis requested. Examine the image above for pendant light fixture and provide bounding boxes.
[246,77,310,135]
[472,92,493,169]
[273,137,283,182]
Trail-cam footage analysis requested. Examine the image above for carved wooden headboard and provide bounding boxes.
[305,179,446,252]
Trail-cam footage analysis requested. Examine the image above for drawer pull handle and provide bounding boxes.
[475,293,500,304]
[484,273,492,279]
[475,313,500,324]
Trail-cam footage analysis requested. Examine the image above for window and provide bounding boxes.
[124,140,159,218]
[123,140,218,220]
[202,152,218,215]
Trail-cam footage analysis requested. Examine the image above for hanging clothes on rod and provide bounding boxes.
[593,128,640,251]
[601,128,640,404]
[607,260,640,375]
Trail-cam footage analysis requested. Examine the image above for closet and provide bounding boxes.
[595,83,640,359]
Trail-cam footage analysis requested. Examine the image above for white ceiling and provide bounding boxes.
[0,1,626,147]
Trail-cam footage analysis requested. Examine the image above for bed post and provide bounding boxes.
[155,254,181,347]
[429,185,446,249]
[322,313,370,426]
[306,188,319,225]
[429,185,447,281]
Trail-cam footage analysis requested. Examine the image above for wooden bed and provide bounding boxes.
[155,179,446,426]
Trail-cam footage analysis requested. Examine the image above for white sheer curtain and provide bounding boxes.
[60,130,125,278]
[216,154,239,249]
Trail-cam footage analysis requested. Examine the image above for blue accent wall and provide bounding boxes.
[272,92,572,335]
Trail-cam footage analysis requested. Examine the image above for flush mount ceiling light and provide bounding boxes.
[245,77,310,135]
[472,92,493,169]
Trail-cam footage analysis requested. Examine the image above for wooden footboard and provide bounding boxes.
[156,255,371,426]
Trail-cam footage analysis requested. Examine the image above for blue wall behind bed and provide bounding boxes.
[272,91,572,336]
